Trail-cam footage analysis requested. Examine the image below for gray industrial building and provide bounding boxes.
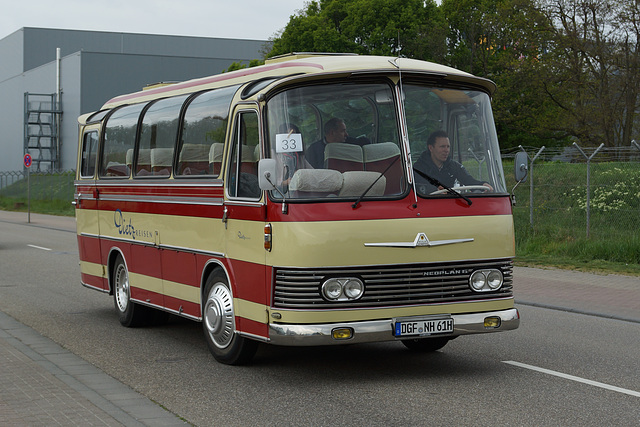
[0,27,269,172]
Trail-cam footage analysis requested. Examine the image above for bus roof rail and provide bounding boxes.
[265,52,358,64]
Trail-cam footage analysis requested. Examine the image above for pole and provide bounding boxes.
[572,142,604,238]
[56,47,62,170]
[27,167,31,224]
[528,146,545,228]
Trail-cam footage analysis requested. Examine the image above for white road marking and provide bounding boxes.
[503,361,640,398]
[27,244,52,251]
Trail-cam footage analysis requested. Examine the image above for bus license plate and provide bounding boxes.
[394,318,454,337]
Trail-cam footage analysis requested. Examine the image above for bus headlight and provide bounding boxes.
[344,279,364,299]
[469,269,503,292]
[321,278,364,301]
[322,279,344,300]
[487,270,503,290]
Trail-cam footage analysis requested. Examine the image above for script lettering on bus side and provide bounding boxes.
[113,209,153,240]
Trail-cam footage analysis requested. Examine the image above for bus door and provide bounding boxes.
[223,108,267,329]
[75,127,106,290]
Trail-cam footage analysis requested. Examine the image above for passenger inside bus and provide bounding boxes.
[413,130,493,193]
[306,117,349,169]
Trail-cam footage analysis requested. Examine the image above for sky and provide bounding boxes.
[0,0,308,41]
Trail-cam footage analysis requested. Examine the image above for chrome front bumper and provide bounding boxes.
[268,308,520,346]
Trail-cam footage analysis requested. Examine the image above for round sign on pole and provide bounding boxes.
[24,153,32,168]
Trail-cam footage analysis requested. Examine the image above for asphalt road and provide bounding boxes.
[0,216,638,426]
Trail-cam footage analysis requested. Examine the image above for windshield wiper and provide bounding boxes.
[412,168,472,206]
[352,155,400,209]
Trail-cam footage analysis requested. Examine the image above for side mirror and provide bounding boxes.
[514,151,528,183]
[258,158,277,190]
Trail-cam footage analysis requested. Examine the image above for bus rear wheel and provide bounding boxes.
[202,272,258,365]
[401,336,453,352]
[112,254,150,327]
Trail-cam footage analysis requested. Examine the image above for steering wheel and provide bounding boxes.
[430,185,490,195]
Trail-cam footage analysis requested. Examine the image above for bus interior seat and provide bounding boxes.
[324,142,364,172]
[150,148,173,175]
[289,169,343,197]
[339,171,386,197]
[209,143,224,175]
[178,143,210,175]
[363,142,402,194]
[240,145,258,176]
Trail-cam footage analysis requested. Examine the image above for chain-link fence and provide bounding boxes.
[504,143,640,241]
[0,169,75,214]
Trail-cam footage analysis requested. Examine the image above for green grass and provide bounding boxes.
[2,165,639,276]
[0,171,75,216]
[507,159,640,276]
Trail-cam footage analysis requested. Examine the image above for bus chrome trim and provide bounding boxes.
[268,308,519,346]
[97,194,224,205]
[84,233,225,258]
[81,282,109,293]
[158,243,225,258]
[237,331,270,343]
[365,232,474,248]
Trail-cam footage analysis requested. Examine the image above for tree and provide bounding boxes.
[222,59,264,73]
[441,0,566,148]
[267,0,446,60]
[616,1,640,147]
[539,0,637,147]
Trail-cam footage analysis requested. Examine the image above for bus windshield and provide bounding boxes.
[266,81,405,199]
[405,84,507,196]
[265,79,506,200]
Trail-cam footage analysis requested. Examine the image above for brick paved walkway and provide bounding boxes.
[514,266,640,323]
[0,311,186,426]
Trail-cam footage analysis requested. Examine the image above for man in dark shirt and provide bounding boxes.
[306,118,349,169]
[414,130,493,193]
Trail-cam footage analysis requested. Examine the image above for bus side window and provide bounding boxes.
[80,131,98,178]
[227,111,260,198]
[178,85,238,177]
[101,104,145,178]
[137,95,187,177]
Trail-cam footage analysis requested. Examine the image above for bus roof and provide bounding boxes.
[100,54,496,110]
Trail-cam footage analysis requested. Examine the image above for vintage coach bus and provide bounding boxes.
[75,53,520,365]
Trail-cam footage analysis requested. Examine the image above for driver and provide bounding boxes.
[414,130,493,193]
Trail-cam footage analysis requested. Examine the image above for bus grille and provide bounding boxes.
[273,259,513,309]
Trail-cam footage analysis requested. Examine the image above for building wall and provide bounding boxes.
[0,27,269,172]
[0,31,24,81]
[79,51,248,114]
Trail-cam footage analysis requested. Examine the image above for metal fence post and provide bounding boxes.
[528,146,545,227]
[572,142,604,238]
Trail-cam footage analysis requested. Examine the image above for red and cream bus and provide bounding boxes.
[75,53,521,365]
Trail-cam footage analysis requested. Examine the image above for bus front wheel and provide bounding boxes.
[202,272,258,365]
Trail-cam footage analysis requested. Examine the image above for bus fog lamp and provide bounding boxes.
[484,316,501,328]
[332,327,353,340]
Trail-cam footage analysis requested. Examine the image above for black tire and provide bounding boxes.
[401,336,454,352]
[112,254,151,327]
[202,272,258,365]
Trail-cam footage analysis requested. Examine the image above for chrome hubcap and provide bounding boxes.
[114,263,129,312]
[204,283,234,348]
